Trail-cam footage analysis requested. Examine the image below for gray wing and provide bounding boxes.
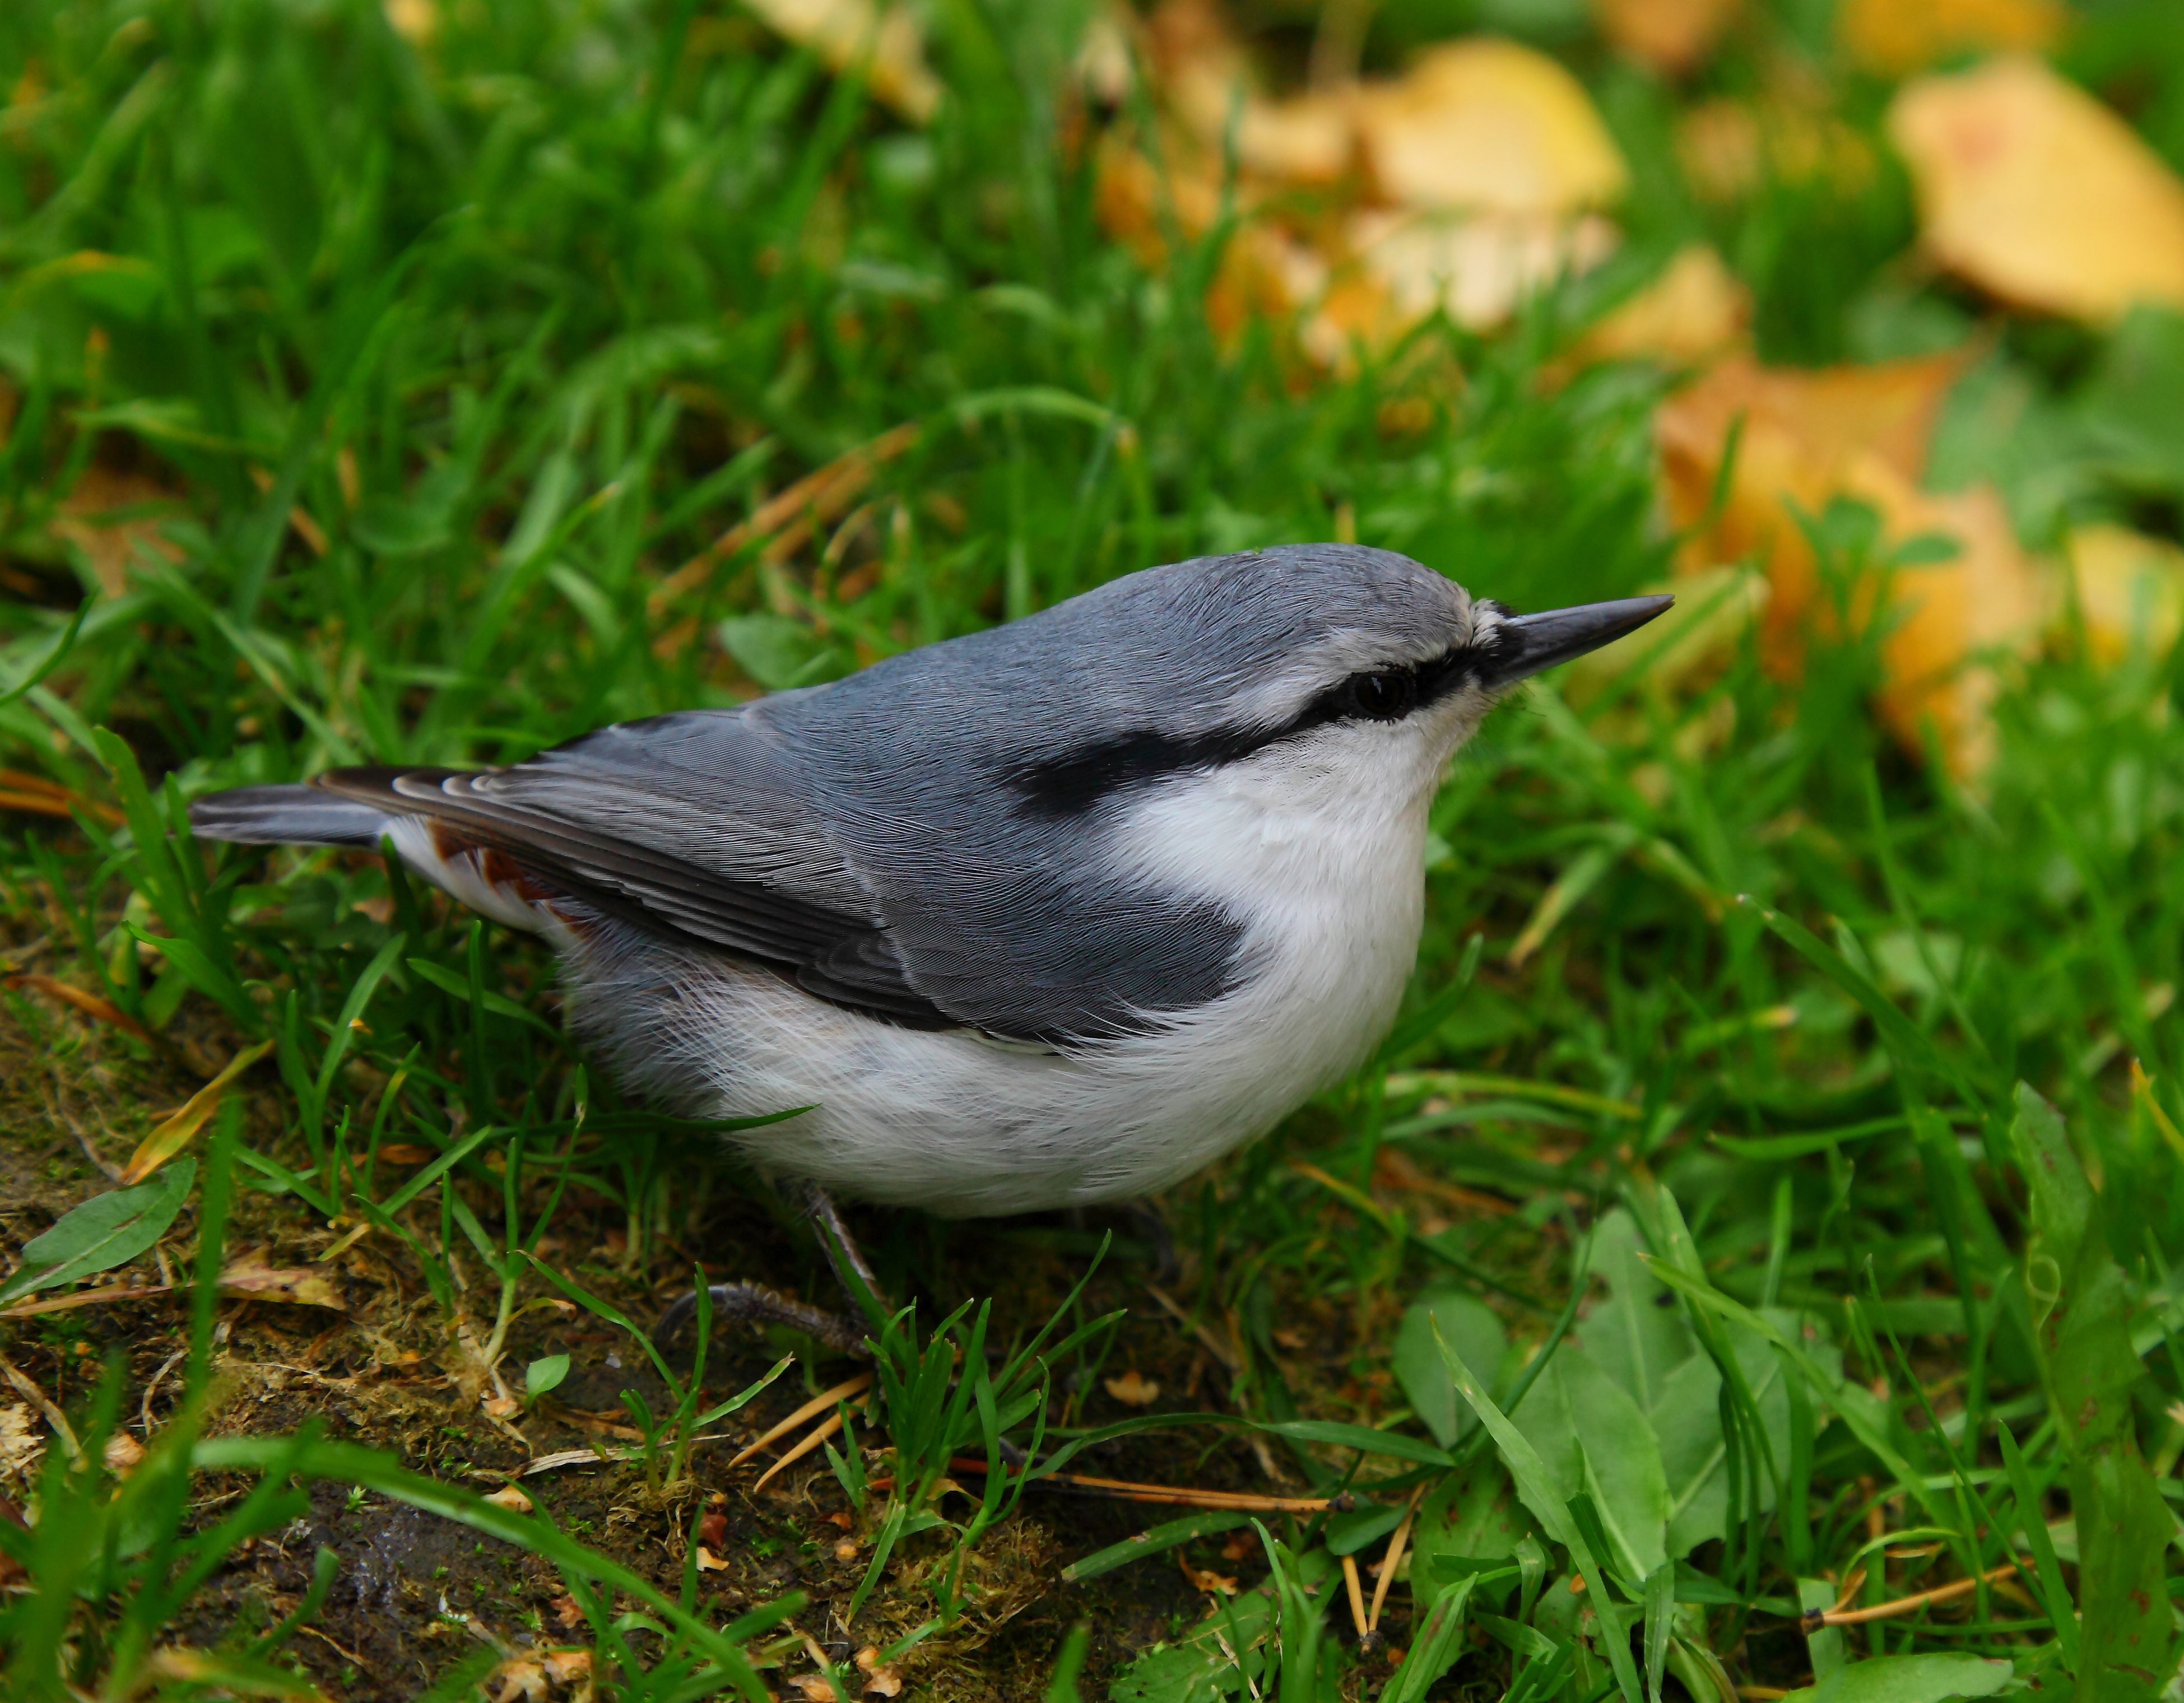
[312,713,955,1030]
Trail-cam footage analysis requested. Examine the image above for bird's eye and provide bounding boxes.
[1346,669,1416,720]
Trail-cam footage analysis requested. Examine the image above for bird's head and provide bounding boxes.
[990,544,1671,822]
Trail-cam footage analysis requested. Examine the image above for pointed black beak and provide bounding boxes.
[1485,594,1675,687]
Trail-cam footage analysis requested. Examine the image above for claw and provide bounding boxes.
[650,1281,870,1357]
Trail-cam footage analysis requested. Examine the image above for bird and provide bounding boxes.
[192,545,1665,1330]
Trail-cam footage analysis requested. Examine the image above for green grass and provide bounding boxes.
[2,1,2183,1699]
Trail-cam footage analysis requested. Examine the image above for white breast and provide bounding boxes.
[550,702,1477,1216]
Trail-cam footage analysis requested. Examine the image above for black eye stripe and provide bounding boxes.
[1011,635,1505,817]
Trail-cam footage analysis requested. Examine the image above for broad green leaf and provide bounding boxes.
[0,1159,196,1305]
[1394,1291,1507,1448]
[1562,1350,1669,1583]
[1779,1654,2011,1703]
[1514,1344,1669,1583]
[1409,1460,1527,1606]
[1581,1211,1698,1413]
[524,1353,570,1403]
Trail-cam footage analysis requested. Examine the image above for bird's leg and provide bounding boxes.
[793,1179,892,1328]
[1119,1201,1178,1279]
[648,1182,890,1358]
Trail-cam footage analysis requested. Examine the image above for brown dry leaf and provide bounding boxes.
[50,466,187,598]
[375,1142,438,1165]
[549,1594,585,1630]
[120,1040,276,1184]
[695,1544,731,1572]
[862,1665,904,1698]
[216,1261,346,1310]
[483,1482,533,1513]
[0,1406,41,1482]
[485,1657,550,1703]
[1178,1551,1241,1594]
[1355,39,1628,215]
[1889,57,2184,324]
[542,1650,592,1686]
[742,0,940,125]
[792,1677,840,1702]
[1565,244,1750,370]
[2061,524,2184,662]
[482,1393,522,1420]
[1594,0,1740,76]
[1104,1369,1162,1406]
[102,1431,145,1477]
[1839,0,2062,77]
[1657,354,2043,774]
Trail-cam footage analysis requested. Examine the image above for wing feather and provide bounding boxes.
[311,748,956,1029]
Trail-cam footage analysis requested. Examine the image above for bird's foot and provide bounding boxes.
[649,1280,869,1357]
[649,1182,890,1357]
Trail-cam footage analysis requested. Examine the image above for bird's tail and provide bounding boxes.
[189,784,394,848]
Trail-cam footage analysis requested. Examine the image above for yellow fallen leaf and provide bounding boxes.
[742,0,941,125]
[1317,207,1619,350]
[216,1261,346,1310]
[1594,0,1740,76]
[383,0,436,45]
[1355,39,1629,215]
[121,1040,276,1185]
[1677,94,1873,206]
[2061,524,2184,662]
[1564,244,1750,370]
[484,1482,533,1513]
[1147,0,1356,185]
[1656,353,2043,775]
[1104,1369,1163,1406]
[1839,0,2063,77]
[1889,57,2184,324]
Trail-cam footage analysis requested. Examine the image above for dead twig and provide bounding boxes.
[1809,1561,2026,1627]
[729,1371,873,1468]
[0,1280,171,1321]
[1367,1482,1426,1634]
[648,424,919,613]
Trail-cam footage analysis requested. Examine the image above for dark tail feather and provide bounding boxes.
[189,784,394,847]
